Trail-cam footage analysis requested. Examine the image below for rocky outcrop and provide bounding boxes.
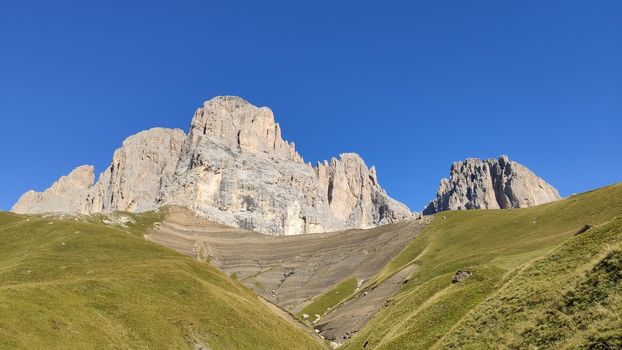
[12,128,185,215]
[84,128,186,213]
[315,154,410,229]
[424,155,560,214]
[12,96,411,235]
[183,96,302,163]
[12,165,94,214]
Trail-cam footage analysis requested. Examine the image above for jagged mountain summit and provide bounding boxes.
[12,96,412,235]
[424,155,561,214]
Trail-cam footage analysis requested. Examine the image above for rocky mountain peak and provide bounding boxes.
[186,96,302,163]
[424,155,561,214]
[13,96,411,235]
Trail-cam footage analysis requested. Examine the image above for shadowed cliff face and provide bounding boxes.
[12,96,412,235]
[424,155,560,214]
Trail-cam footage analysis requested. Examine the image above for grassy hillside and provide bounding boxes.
[2,183,620,349]
[344,183,622,349]
[0,210,324,350]
[296,278,358,320]
[437,216,622,349]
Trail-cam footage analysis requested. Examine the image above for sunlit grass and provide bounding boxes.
[0,211,323,350]
[344,182,622,349]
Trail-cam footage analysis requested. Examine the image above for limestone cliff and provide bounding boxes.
[315,153,410,229]
[424,155,561,214]
[84,128,186,213]
[12,165,94,214]
[158,96,411,234]
[12,96,411,235]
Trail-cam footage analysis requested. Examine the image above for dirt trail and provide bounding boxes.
[147,206,427,313]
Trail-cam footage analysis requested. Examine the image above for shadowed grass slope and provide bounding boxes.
[0,211,324,350]
[344,182,622,350]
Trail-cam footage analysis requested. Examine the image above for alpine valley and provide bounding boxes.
[2,97,620,350]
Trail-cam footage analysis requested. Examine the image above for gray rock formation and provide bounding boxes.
[84,128,186,213]
[159,96,411,234]
[12,165,94,214]
[12,96,411,235]
[424,155,560,214]
[315,154,409,229]
[12,128,185,215]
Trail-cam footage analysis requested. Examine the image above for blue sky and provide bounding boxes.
[1,0,621,211]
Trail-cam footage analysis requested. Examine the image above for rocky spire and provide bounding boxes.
[315,153,410,228]
[424,155,561,214]
[180,96,303,168]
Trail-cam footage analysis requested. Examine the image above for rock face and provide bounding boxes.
[315,154,409,229]
[12,96,411,235]
[424,155,560,214]
[159,96,411,234]
[84,128,186,213]
[12,165,94,214]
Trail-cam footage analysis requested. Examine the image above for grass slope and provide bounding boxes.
[297,278,358,320]
[0,211,323,350]
[437,217,622,349]
[344,182,622,350]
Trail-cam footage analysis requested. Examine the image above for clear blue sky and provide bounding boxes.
[1,0,621,211]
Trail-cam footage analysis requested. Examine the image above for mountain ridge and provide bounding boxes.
[12,97,563,235]
[12,96,412,235]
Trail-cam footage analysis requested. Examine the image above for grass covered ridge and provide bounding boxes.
[344,183,622,349]
[0,211,323,350]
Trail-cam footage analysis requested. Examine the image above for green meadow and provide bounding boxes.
[344,183,622,349]
[0,211,322,350]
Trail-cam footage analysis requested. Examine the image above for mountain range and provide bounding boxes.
[2,98,620,349]
[12,96,560,236]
